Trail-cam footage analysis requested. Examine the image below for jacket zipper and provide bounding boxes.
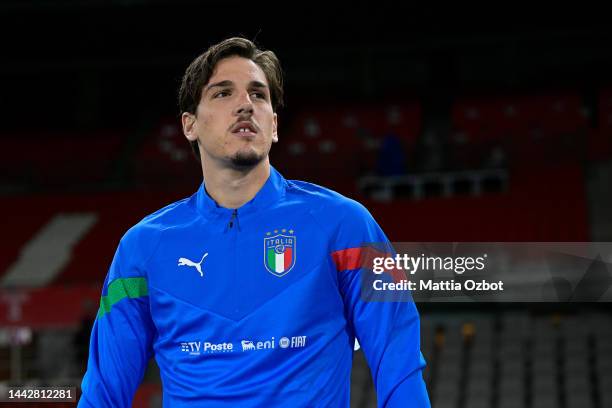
[228,209,238,229]
[228,209,239,316]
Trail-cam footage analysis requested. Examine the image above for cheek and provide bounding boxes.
[198,111,213,131]
[261,110,277,133]
[199,112,225,138]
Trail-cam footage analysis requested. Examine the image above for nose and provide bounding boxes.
[233,92,254,116]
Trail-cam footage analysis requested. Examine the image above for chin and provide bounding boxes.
[229,151,265,168]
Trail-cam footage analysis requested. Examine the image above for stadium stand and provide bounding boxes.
[408,309,612,408]
[449,91,590,171]
[0,131,125,192]
[132,119,201,189]
[275,101,421,194]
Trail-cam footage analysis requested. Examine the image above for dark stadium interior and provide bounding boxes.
[1,2,611,407]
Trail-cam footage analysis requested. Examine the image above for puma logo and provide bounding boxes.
[177,253,208,277]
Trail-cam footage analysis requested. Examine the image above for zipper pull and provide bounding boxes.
[228,209,238,229]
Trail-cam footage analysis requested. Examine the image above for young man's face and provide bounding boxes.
[183,56,278,169]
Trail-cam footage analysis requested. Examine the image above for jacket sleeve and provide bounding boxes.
[78,229,156,408]
[331,200,430,408]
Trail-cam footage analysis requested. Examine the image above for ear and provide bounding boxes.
[272,112,279,143]
[182,112,198,142]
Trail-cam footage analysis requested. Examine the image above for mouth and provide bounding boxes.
[231,121,258,137]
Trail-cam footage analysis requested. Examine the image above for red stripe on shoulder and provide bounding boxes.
[331,246,391,271]
[331,248,362,271]
[331,247,406,282]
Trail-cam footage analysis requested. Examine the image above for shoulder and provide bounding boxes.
[105,196,196,281]
[285,179,373,223]
[284,179,387,249]
[119,195,196,253]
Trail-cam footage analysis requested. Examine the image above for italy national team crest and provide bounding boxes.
[264,230,296,277]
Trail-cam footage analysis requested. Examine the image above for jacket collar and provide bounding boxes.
[194,165,286,218]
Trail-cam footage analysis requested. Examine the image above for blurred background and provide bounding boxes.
[0,2,611,407]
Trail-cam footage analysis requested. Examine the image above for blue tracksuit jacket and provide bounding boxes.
[79,166,430,407]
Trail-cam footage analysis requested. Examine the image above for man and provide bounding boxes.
[79,37,430,407]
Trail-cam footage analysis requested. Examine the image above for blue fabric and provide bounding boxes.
[79,166,430,407]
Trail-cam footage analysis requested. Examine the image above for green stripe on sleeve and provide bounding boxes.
[97,277,148,318]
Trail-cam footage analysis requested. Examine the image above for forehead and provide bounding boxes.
[208,56,269,86]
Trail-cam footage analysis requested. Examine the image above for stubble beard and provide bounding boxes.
[229,149,265,169]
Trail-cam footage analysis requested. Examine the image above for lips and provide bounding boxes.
[231,121,258,135]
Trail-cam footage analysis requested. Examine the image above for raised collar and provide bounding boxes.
[194,165,286,218]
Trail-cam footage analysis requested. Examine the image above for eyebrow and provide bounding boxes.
[204,80,268,94]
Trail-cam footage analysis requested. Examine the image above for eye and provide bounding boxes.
[251,92,266,99]
[213,90,231,98]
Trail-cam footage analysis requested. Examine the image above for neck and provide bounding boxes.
[201,158,271,209]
